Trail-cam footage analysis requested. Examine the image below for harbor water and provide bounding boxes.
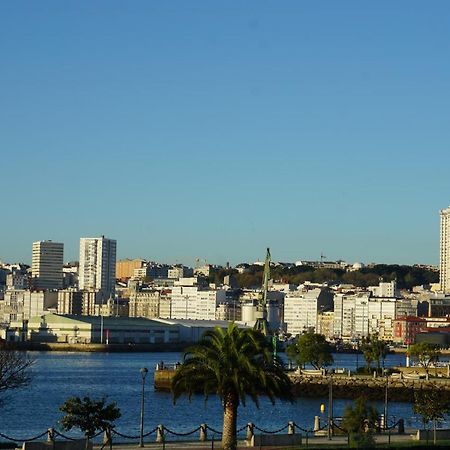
[0,351,431,440]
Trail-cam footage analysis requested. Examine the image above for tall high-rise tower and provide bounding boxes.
[440,207,450,294]
[79,236,117,298]
[32,241,64,290]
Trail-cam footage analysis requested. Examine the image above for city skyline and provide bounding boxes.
[2,2,450,265]
[0,232,443,268]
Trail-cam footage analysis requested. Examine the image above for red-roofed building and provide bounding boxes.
[393,316,427,345]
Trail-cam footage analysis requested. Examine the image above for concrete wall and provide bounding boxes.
[251,434,302,446]
[415,428,450,440]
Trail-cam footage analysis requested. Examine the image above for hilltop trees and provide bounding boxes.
[210,263,438,290]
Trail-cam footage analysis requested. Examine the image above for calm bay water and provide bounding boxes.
[0,351,424,440]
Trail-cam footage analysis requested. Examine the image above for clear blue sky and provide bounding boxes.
[1,1,449,266]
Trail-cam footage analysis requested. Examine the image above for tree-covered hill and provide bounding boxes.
[210,264,438,291]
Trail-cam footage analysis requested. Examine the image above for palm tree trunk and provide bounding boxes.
[222,392,238,450]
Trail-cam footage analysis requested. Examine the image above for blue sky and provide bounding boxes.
[1,1,449,266]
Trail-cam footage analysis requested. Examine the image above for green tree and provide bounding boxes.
[360,337,375,372]
[360,334,388,374]
[414,388,450,444]
[342,396,379,448]
[408,342,441,380]
[371,335,389,373]
[60,397,121,450]
[0,349,33,404]
[287,332,334,370]
[171,323,293,450]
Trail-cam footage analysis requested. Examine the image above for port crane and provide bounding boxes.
[254,248,271,336]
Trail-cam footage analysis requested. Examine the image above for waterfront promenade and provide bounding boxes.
[91,430,418,449]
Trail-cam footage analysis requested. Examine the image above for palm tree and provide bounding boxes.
[171,323,293,450]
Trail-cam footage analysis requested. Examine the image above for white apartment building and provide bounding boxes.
[79,236,116,298]
[333,292,398,341]
[197,290,224,320]
[333,293,371,340]
[368,280,399,298]
[216,302,241,321]
[367,297,397,340]
[395,298,418,317]
[317,311,334,339]
[284,288,332,336]
[1,290,58,323]
[81,290,105,315]
[57,289,83,315]
[440,206,450,294]
[170,285,200,319]
[129,290,161,319]
[31,241,64,290]
[1,289,26,322]
[170,284,226,320]
[168,266,193,279]
[6,271,28,290]
[158,290,172,318]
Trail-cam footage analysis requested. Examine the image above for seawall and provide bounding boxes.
[289,373,450,402]
[7,342,188,352]
[155,369,450,402]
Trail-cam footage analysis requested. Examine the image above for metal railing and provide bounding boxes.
[0,416,410,447]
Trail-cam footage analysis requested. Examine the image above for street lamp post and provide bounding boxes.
[327,375,333,440]
[139,367,148,447]
[384,372,389,430]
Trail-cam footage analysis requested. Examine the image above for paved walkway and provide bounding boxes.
[98,429,418,449]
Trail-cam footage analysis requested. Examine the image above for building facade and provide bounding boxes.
[31,241,64,290]
[333,292,398,341]
[1,289,58,323]
[170,284,227,320]
[79,237,116,298]
[57,289,83,315]
[440,206,450,294]
[368,280,399,298]
[393,316,426,345]
[284,288,333,336]
[333,293,371,340]
[7,313,179,344]
[128,289,161,319]
[116,259,145,280]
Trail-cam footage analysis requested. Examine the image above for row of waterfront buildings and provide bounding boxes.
[2,268,450,346]
[1,204,450,346]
